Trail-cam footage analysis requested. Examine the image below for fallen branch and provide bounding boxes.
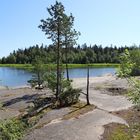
[80,91,86,96]
[28,103,53,117]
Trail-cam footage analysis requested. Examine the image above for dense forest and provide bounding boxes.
[0,44,139,64]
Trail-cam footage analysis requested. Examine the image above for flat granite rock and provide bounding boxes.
[35,108,70,128]
[24,109,128,140]
[0,108,20,120]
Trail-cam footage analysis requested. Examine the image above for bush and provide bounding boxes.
[0,119,28,140]
[59,87,81,107]
[117,49,134,78]
[130,49,140,76]
[28,57,45,88]
[44,71,57,92]
[127,78,140,106]
[44,71,81,107]
[117,49,140,107]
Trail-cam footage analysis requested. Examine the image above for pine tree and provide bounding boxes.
[63,14,80,80]
[39,1,71,98]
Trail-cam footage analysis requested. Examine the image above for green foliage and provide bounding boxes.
[44,71,71,94]
[117,49,134,78]
[0,64,33,71]
[6,53,16,64]
[39,1,76,97]
[0,63,119,70]
[0,119,27,140]
[39,1,66,43]
[63,13,80,47]
[44,71,81,106]
[0,44,138,65]
[130,49,140,76]
[117,48,140,77]
[44,71,57,92]
[59,87,81,107]
[128,78,140,106]
[28,57,45,88]
[117,49,140,107]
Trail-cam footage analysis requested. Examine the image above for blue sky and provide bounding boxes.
[0,0,140,58]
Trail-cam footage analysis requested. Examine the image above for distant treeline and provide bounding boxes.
[0,44,138,64]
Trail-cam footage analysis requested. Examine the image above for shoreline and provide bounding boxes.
[0,74,115,90]
[0,85,31,90]
[0,63,119,71]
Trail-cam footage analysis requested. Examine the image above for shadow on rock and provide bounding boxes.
[3,94,42,107]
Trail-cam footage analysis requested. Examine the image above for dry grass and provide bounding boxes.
[62,102,96,120]
[34,120,52,129]
[2,93,17,97]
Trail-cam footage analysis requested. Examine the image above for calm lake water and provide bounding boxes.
[0,67,116,87]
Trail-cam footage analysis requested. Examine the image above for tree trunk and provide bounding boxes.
[56,25,61,99]
[65,37,69,81]
[38,71,41,88]
[86,64,90,105]
[66,63,69,81]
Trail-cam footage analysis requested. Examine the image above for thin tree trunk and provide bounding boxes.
[56,25,60,99]
[38,72,41,88]
[86,63,90,105]
[66,63,69,81]
[65,37,69,81]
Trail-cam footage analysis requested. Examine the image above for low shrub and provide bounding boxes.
[59,87,81,107]
[0,119,28,140]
